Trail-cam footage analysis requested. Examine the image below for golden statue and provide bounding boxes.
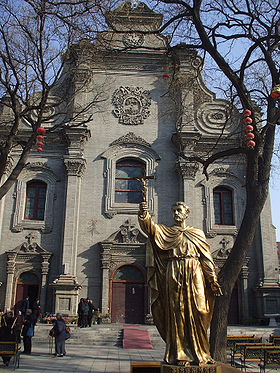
[138,200,222,367]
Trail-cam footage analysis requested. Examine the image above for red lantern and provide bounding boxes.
[242,109,251,116]
[36,127,46,135]
[37,135,44,141]
[37,147,43,152]
[162,73,170,80]
[271,85,280,99]
[244,117,253,124]
[245,124,254,132]
[37,141,44,146]
[247,140,255,148]
[246,133,255,140]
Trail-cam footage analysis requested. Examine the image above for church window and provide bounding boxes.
[115,158,145,203]
[213,187,234,225]
[24,180,47,220]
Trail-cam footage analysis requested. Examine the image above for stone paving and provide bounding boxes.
[0,325,279,372]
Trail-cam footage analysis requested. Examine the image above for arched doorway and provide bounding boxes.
[14,271,40,314]
[111,265,145,324]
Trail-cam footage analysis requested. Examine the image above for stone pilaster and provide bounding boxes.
[100,246,111,318]
[239,258,250,323]
[52,157,86,316]
[4,252,16,311]
[40,253,52,314]
[61,157,86,277]
[176,159,199,226]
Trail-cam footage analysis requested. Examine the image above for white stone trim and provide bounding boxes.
[12,164,57,233]
[102,144,159,217]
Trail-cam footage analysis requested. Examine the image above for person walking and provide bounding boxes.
[86,298,94,327]
[0,310,18,366]
[53,313,67,357]
[21,309,35,354]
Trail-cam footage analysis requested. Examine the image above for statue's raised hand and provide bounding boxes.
[139,201,148,216]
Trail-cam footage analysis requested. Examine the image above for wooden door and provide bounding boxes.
[125,283,144,324]
[111,265,145,324]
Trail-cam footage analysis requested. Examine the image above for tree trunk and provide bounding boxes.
[210,184,269,361]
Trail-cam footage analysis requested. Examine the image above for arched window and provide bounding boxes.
[113,265,144,282]
[24,180,47,220]
[115,158,145,203]
[213,186,234,225]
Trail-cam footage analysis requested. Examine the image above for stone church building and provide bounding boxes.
[0,2,279,325]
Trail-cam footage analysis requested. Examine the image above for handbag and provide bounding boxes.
[49,327,55,337]
[26,326,33,337]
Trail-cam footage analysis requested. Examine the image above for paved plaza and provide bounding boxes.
[0,324,280,372]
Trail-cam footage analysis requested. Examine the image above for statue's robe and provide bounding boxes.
[139,212,218,365]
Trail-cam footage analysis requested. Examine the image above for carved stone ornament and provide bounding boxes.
[112,86,151,125]
[110,132,151,148]
[196,101,240,135]
[64,158,86,177]
[122,32,144,48]
[212,237,232,259]
[106,219,146,244]
[176,160,199,180]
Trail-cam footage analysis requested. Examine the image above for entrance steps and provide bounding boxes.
[32,324,165,348]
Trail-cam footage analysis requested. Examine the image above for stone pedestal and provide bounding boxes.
[161,364,241,373]
[161,365,221,373]
[51,274,81,316]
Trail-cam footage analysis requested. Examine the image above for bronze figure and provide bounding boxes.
[138,201,222,366]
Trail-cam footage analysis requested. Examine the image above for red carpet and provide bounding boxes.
[123,328,153,349]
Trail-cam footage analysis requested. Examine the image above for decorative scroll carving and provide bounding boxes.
[64,158,86,177]
[112,86,151,125]
[196,101,240,135]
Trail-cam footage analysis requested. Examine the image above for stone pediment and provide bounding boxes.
[111,132,150,147]
[96,2,168,51]
[8,232,52,255]
[103,220,147,244]
[105,2,163,31]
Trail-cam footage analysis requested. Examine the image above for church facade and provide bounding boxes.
[0,2,279,325]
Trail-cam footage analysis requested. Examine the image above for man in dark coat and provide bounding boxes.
[0,311,18,366]
[32,299,41,325]
[53,313,67,357]
[21,309,35,354]
[20,296,29,320]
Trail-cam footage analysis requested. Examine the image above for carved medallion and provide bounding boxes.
[112,86,151,125]
[122,32,144,48]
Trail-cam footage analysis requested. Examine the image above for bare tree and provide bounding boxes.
[0,0,117,199]
[150,0,280,361]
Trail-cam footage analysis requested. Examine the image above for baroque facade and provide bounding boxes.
[0,2,279,324]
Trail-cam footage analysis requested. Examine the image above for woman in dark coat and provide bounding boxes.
[77,298,84,327]
[21,309,35,354]
[53,313,67,357]
[0,311,17,366]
